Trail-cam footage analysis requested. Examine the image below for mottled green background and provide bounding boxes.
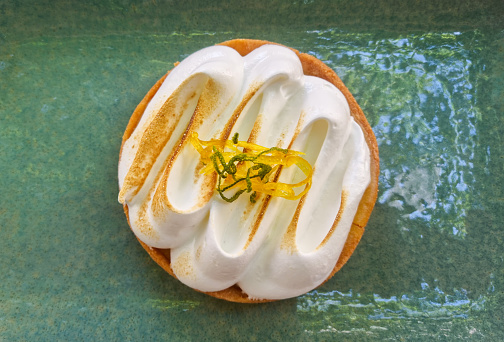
[1,0,503,340]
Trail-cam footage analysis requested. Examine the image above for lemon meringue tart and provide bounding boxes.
[118,39,379,303]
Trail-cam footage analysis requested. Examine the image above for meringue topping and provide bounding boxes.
[118,44,371,300]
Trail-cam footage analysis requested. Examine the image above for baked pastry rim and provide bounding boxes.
[120,38,380,303]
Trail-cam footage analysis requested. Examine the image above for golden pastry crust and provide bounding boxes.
[121,39,379,303]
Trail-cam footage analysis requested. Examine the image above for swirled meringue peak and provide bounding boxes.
[118,43,372,300]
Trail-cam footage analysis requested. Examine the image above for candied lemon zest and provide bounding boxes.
[189,132,313,203]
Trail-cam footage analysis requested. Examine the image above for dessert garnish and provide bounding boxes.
[189,132,313,203]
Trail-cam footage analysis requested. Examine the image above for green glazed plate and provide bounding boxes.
[1,0,503,340]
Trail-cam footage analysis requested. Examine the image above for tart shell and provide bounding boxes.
[120,39,379,303]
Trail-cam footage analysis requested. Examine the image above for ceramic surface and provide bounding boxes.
[1,0,503,340]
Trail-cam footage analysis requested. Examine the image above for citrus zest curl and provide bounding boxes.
[189,132,313,203]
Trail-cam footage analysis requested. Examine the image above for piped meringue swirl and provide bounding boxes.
[118,44,371,300]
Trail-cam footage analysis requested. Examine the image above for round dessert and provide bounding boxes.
[118,39,379,303]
